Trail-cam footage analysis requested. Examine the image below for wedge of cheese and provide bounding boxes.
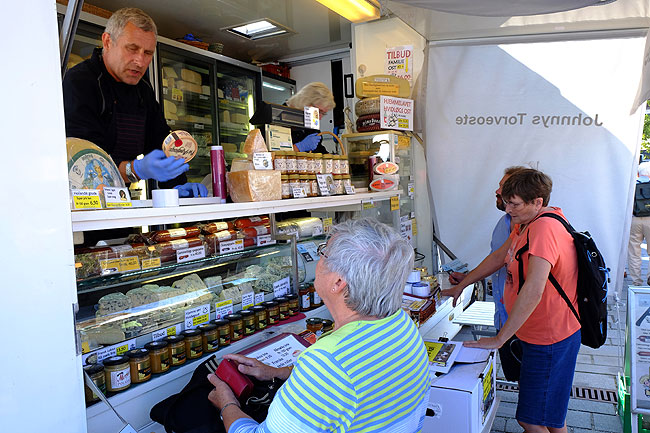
[162,66,178,79]
[226,170,281,202]
[201,85,211,95]
[164,100,177,116]
[181,68,202,85]
[242,129,267,155]
[176,80,202,94]
[230,158,254,172]
[355,74,410,99]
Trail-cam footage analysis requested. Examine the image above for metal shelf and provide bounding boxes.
[71,190,402,232]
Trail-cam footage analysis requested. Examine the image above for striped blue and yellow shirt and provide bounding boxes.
[231,309,431,433]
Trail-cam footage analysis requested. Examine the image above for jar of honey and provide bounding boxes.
[83,364,105,404]
[306,318,324,336]
[262,301,279,325]
[287,294,299,316]
[273,151,287,173]
[252,305,267,330]
[225,314,244,341]
[285,151,298,174]
[198,323,219,353]
[103,355,131,392]
[144,340,170,374]
[212,319,231,347]
[163,335,186,367]
[125,348,151,384]
[240,310,256,336]
[276,297,289,321]
[181,329,203,360]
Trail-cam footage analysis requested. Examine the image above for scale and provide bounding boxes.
[296,240,322,284]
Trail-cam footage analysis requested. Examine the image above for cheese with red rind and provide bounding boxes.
[162,130,197,162]
[369,176,398,191]
[374,161,399,175]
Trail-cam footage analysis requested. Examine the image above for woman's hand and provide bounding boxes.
[224,353,292,381]
[440,285,464,307]
[207,373,238,410]
[463,336,504,350]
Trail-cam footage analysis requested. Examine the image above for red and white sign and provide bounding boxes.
[380,96,413,131]
[386,45,413,83]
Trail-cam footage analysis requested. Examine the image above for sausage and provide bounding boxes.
[234,216,270,229]
[152,226,201,243]
[153,237,204,262]
[201,221,235,234]
[240,225,270,238]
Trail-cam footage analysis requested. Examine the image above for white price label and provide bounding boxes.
[71,189,102,210]
[215,299,234,319]
[168,119,176,126]
[194,123,205,130]
[316,174,333,196]
[253,152,273,170]
[176,245,206,263]
[257,234,276,246]
[408,182,415,197]
[292,186,308,198]
[199,95,209,100]
[312,224,323,237]
[255,292,265,305]
[304,106,320,129]
[242,292,255,310]
[220,239,244,255]
[152,324,180,341]
[103,187,132,208]
[92,339,136,363]
[344,185,356,195]
[273,276,291,298]
[185,303,210,329]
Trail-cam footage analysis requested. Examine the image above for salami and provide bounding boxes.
[234,216,270,229]
[151,226,201,242]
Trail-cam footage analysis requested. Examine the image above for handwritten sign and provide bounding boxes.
[242,292,255,310]
[215,299,234,319]
[273,276,291,298]
[380,95,414,131]
[185,304,210,329]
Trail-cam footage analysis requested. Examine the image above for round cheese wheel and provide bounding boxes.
[66,137,125,192]
[355,96,381,116]
[374,161,399,175]
[162,130,198,162]
[369,176,398,191]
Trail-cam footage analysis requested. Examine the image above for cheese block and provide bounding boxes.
[162,130,198,162]
[219,287,242,304]
[164,100,177,115]
[97,292,131,316]
[226,170,281,202]
[201,85,211,95]
[162,66,178,79]
[181,68,202,85]
[231,113,249,124]
[66,137,125,191]
[166,113,179,121]
[230,158,255,172]
[356,113,381,132]
[355,96,381,116]
[221,142,238,153]
[203,276,223,294]
[172,273,207,293]
[176,80,202,94]
[242,129,267,155]
[355,74,410,99]
[126,287,158,308]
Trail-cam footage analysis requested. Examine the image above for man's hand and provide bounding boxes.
[448,271,466,285]
[440,285,464,307]
[224,353,291,381]
[133,149,189,182]
[175,182,208,197]
[207,373,238,410]
[463,336,504,350]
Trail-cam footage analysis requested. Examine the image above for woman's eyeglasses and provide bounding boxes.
[317,242,328,259]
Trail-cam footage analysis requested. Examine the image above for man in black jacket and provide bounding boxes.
[63,7,206,197]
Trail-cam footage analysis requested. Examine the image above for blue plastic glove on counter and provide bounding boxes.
[295,133,320,152]
[174,182,208,198]
[133,149,189,182]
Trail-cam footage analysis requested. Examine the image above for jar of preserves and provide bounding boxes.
[323,154,333,174]
[299,284,311,312]
[310,284,323,307]
[144,340,170,374]
[308,175,318,197]
[332,155,342,174]
[305,153,314,173]
[240,310,256,336]
[276,297,289,321]
[212,319,231,347]
[306,318,324,336]
[415,267,427,277]
[198,323,219,353]
[252,305,267,330]
[312,153,323,174]
[333,174,344,195]
[296,152,309,174]
[262,301,280,325]
[289,174,301,196]
[340,156,350,175]
[83,364,105,404]
[273,151,287,173]
[321,318,334,333]
[181,329,203,360]
[126,348,151,384]
[281,175,291,199]
[299,174,310,195]
[225,314,244,341]
[164,335,186,367]
[103,355,131,392]
[285,151,298,174]
[287,294,299,316]
[342,174,352,190]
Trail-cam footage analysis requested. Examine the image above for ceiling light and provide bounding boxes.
[263,82,287,91]
[315,0,380,23]
[222,19,294,40]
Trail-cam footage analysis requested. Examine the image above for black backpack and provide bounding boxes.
[634,181,650,217]
[515,213,610,349]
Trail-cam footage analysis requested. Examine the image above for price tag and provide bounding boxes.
[323,217,333,234]
[304,106,320,129]
[176,245,206,263]
[255,292,265,305]
[199,94,209,100]
[316,174,334,196]
[292,186,308,198]
[400,220,413,242]
[100,258,121,275]
[141,257,161,270]
[253,152,274,170]
[171,88,183,102]
[215,299,234,319]
[194,123,205,130]
[408,182,415,198]
[412,218,418,235]
[242,292,255,310]
[103,187,132,208]
[81,341,90,354]
[93,339,136,362]
[363,201,375,210]
[273,276,291,298]
[168,119,176,126]
[345,185,356,195]
[119,257,140,272]
[185,304,210,329]
[71,189,102,210]
[257,234,276,246]
[152,325,180,341]
[390,196,400,211]
[312,223,323,237]
[220,239,244,255]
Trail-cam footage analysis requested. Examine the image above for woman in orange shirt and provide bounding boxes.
[443,168,580,433]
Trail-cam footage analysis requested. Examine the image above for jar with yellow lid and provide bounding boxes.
[299,174,310,195]
[305,153,314,173]
[289,174,301,196]
[103,355,131,392]
[225,314,244,341]
[308,175,318,197]
[126,348,151,384]
[252,305,267,330]
[332,155,342,175]
[296,152,309,174]
[333,174,344,195]
[276,296,289,321]
[312,153,323,174]
[323,154,333,174]
[144,340,169,374]
[163,335,186,367]
[285,151,298,174]
[342,174,352,190]
[281,175,291,199]
[240,310,256,336]
[273,151,287,174]
[287,294,299,316]
[212,319,231,347]
[340,156,350,175]
[181,329,203,360]
[306,318,323,337]
[198,323,219,353]
[83,364,105,404]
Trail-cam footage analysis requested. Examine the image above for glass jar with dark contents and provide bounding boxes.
[287,294,299,316]
[181,329,203,360]
[198,323,219,353]
[126,348,151,384]
[321,319,334,333]
[164,335,186,367]
[240,310,256,336]
[103,355,131,392]
[144,340,169,374]
[252,305,267,331]
[310,284,323,308]
[262,301,279,325]
[83,364,105,404]
[225,314,244,341]
[306,318,324,337]
[299,284,311,312]
[211,319,231,347]
[276,296,289,321]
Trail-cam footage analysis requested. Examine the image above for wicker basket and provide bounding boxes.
[176,39,209,50]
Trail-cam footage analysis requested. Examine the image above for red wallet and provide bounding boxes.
[216,359,254,399]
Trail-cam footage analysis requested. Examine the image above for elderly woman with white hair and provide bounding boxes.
[207,218,431,433]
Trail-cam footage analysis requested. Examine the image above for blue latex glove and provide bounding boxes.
[133,149,189,182]
[295,133,320,152]
[174,182,208,198]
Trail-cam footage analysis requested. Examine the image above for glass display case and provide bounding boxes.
[157,44,218,183]
[262,71,296,105]
[59,18,103,72]
[342,131,399,188]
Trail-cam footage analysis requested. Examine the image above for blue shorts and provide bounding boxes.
[516,330,581,428]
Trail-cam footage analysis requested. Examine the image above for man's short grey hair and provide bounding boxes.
[105,8,157,42]
[322,218,414,318]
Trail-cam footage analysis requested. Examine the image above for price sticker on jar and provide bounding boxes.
[220,239,244,255]
[255,292,265,305]
[185,304,210,329]
[273,276,291,298]
[215,299,233,319]
[242,292,255,310]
